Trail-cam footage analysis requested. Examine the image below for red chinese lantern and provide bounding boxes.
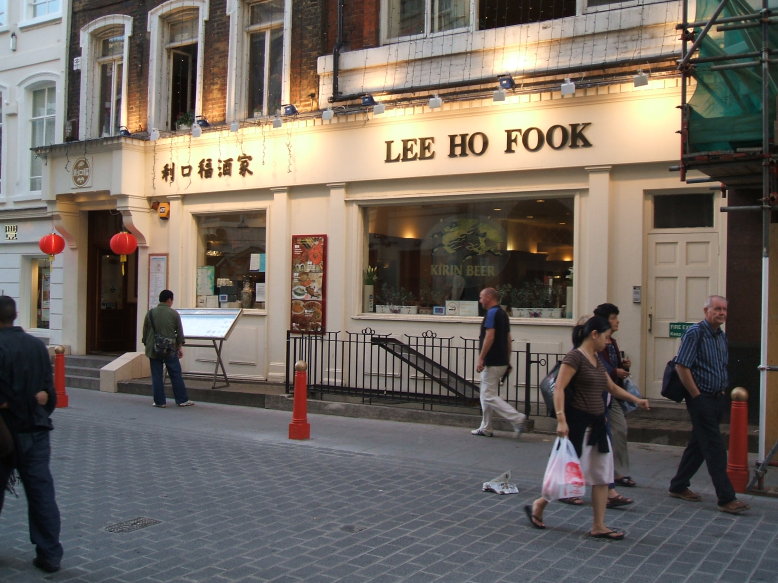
[39,232,66,261]
[110,231,138,275]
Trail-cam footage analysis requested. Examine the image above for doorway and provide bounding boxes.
[643,193,723,398]
[87,210,138,353]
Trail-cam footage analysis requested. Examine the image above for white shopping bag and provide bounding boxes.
[541,437,585,501]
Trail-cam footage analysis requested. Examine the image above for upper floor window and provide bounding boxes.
[0,96,4,193]
[385,0,471,40]
[0,1,7,27]
[148,1,208,132]
[478,0,575,29]
[30,85,55,191]
[246,1,284,117]
[29,0,60,19]
[79,16,132,139]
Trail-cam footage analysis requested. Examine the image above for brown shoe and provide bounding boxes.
[668,488,702,502]
[717,500,749,514]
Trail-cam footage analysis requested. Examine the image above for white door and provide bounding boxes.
[644,194,723,398]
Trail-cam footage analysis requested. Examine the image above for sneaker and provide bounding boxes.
[668,488,702,502]
[471,429,493,437]
[177,401,195,407]
[513,419,526,438]
[33,556,60,573]
[152,403,166,408]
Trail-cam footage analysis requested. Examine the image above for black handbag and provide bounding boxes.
[661,360,686,402]
[540,361,562,417]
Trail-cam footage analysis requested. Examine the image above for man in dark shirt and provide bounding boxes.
[471,288,526,438]
[668,295,750,514]
[142,290,194,408]
[0,296,63,573]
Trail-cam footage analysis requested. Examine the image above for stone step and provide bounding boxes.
[65,365,101,379]
[66,374,100,391]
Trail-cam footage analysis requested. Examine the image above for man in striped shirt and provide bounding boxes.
[668,295,750,514]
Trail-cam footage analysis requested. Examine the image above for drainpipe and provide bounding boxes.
[331,0,345,102]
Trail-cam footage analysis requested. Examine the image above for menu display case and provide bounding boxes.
[290,235,327,333]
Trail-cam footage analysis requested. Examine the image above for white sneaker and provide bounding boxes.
[177,401,195,407]
[471,429,493,437]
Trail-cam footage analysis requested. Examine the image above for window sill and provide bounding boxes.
[19,14,63,31]
[354,313,574,326]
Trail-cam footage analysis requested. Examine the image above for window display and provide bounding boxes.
[366,197,574,318]
[196,212,266,309]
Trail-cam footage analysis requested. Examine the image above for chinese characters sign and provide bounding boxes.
[160,155,254,183]
[291,235,327,334]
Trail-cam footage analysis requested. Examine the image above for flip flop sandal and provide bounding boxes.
[615,476,637,487]
[559,497,584,505]
[587,529,625,540]
[607,494,634,508]
[523,505,546,529]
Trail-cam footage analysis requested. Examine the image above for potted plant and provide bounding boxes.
[175,111,195,131]
[362,266,377,312]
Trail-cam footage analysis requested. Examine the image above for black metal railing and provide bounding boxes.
[286,329,564,417]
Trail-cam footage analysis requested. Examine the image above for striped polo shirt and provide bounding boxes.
[675,319,728,393]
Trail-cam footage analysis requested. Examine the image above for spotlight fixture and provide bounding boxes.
[10,32,17,52]
[633,70,649,87]
[118,126,131,137]
[493,88,506,102]
[428,94,443,109]
[322,108,334,121]
[272,115,283,128]
[191,123,202,138]
[361,94,377,107]
[282,104,298,116]
[560,78,576,96]
[498,74,516,90]
[230,120,240,132]
[373,103,386,115]
[149,128,160,141]
[196,115,210,127]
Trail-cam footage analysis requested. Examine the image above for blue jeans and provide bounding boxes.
[150,355,190,405]
[0,430,63,565]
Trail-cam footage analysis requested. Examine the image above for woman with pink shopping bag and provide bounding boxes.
[524,316,650,540]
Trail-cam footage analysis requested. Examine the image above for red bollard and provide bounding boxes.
[54,345,69,408]
[288,360,310,440]
[727,387,748,492]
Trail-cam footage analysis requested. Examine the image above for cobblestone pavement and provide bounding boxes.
[1,389,776,582]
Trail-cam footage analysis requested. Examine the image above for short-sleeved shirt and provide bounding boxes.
[562,348,608,416]
[479,305,510,366]
[675,319,728,394]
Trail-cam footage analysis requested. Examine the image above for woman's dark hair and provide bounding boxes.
[572,315,611,348]
[593,302,619,318]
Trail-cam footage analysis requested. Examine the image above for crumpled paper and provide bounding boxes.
[482,471,519,495]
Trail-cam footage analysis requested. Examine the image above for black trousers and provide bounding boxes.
[669,392,736,506]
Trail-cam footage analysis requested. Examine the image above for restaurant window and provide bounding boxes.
[31,257,51,329]
[196,213,267,309]
[366,198,574,318]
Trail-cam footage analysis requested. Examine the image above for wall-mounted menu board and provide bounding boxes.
[290,234,327,333]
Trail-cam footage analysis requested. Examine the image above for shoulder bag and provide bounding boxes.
[661,360,686,402]
[540,361,573,418]
[148,310,177,359]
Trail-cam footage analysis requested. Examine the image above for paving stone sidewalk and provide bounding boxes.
[1,389,776,583]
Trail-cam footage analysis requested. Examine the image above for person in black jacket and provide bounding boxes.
[0,296,63,573]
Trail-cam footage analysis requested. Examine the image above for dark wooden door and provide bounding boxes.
[87,211,138,353]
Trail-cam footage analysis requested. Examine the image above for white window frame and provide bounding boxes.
[225,0,290,122]
[79,16,133,140]
[381,0,474,44]
[147,0,209,132]
[20,0,61,28]
[28,83,56,193]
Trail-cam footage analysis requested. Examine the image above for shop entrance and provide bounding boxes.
[643,193,721,398]
[86,210,138,354]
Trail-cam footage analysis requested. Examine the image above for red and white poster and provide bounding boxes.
[290,234,327,333]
